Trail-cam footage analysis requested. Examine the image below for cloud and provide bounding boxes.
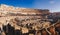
[50,1,55,4]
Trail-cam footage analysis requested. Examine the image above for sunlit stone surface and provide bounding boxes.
[0,4,60,35]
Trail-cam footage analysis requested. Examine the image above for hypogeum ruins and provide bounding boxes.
[0,4,60,35]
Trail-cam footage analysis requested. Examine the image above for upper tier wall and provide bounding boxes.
[0,4,50,15]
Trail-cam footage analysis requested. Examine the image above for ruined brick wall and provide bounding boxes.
[0,4,50,16]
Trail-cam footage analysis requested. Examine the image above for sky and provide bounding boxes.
[0,0,60,12]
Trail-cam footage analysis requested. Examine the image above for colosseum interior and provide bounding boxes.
[0,4,60,35]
